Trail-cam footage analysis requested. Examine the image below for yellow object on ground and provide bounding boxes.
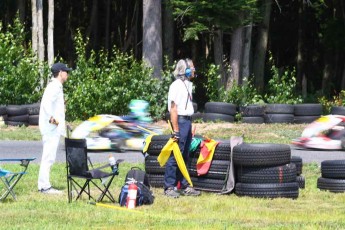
[157,138,193,186]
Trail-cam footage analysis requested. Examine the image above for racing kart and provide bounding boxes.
[70,100,163,151]
[292,115,345,150]
[71,114,163,151]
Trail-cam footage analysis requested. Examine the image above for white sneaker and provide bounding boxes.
[39,187,63,194]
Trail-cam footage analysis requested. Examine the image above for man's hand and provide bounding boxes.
[171,131,180,142]
[49,117,59,125]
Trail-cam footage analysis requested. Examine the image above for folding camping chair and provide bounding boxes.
[0,158,36,201]
[65,138,122,203]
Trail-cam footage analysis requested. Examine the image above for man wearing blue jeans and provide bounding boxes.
[165,58,200,198]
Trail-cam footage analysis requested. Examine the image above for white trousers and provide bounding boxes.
[38,132,61,190]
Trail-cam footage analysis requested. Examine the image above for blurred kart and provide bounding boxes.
[71,100,163,151]
[292,115,345,150]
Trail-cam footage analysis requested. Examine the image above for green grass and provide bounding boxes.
[1,123,345,229]
[1,163,345,229]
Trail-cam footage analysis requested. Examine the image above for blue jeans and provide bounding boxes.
[164,117,192,189]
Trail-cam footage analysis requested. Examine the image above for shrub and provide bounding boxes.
[65,31,171,121]
[264,56,302,104]
[0,18,46,105]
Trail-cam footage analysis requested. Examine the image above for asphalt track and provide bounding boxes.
[1,140,345,165]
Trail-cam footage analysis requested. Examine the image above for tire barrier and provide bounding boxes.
[203,102,236,123]
[264,104,294,124]
[317,160,345,193]
[239,104,265,124]
[0,103,40,126]
[294,103,322,124]
[144,136,301,198]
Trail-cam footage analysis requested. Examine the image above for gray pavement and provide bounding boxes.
[0,140,345,165]
[0,140,145,164]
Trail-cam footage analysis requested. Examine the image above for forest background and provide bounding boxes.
[0,0,345,121]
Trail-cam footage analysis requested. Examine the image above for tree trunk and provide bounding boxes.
[31,0,38,55]
[213,29,224,88]
[297,0,306,97]
[228,26,243,89]
[87,0,99,50]
[253,0,272,93]
[242,23,253,80]
[17,0,26,23]
[105,0,111,51]
[162,0,174,65]
[37,0,45,62]
[143,0,162,79]
[47,0,54,66]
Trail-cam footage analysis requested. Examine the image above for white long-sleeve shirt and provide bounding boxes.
[39,78,66,136]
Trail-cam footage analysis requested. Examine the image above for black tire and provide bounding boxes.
[239,105,266,117]
[27,103,41,115]
[265,104,294,114]
[331,106,345,116]
[189,159,229,180]
[191,141,231,161]
[294,104,322,116]
[235,182,299,199]
[193,102,198,112]
[147,174,165,188]
[264,114,294,124]
[6,105,28,116]
[202,113,235,122]
[151,135,171,142]
[296,175,305,189]
[236,164,297,184]
[233,143,291,167]
[321,160,345,179]
[28,115,39,126]
[145,156,166,174]
[0,105,6,115]
[204,102,237,115]
[191,177,225,192]
[192,112,203,122]
[5,121,28,126]
[242,116,265,124]
[294,115,320,124]
[7,114,29,122]
[291,156,303,175]
[317,177,345,193]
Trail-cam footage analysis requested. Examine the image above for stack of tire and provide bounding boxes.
[27,103,40,126]
[291,156,305,189]
[239,104,265,124]
[294,103,322,124]
[189,141,231,192]
[0,103,40,126]
[5,105,30,126]
[330,106,345,116]
[264,104,294,124]
[0,105,6,125]
[233,143,299,199]
[201,102,236,122]
[317,160,345,193]
[144,135,170,187]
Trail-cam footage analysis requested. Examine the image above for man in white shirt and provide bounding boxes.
[164,58,201,198]
[38,62,71,194]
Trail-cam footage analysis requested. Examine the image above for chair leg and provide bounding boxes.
[93,175,116,203]
[0,174,24,201]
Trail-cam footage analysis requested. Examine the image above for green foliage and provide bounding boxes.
[65,31,171,121]
[264,56,302,104]
[0,18,46,105]
[204,64,263,106]
[319,90,345,114]
[171,0,259,41]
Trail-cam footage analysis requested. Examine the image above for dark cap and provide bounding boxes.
[51,62,72,73]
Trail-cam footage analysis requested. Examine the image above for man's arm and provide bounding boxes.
[170,101,180,140]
